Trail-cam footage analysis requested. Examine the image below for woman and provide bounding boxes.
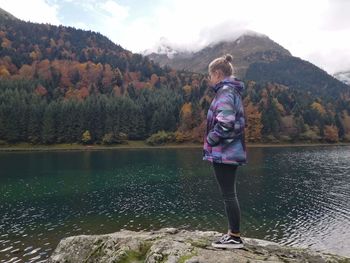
[203,54,247,249]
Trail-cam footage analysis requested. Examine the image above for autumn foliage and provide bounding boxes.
[1,17,350,145]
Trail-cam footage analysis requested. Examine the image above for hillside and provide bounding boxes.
[0,10,188,143]
[0,12,163,77]
[147,33,349,99]
[246,56,350,98]
[1,9,350,145]
[0,7,18,21]
[147,33,291,78]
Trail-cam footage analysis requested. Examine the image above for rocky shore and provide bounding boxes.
[48,227,349,263]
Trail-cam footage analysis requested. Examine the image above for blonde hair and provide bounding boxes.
[208,54,234,77]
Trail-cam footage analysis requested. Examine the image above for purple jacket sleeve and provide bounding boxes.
[206,91,242,146]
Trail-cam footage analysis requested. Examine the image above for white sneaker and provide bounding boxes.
[211,234,244,249]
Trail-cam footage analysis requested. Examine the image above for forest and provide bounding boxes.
[1,17,350,145]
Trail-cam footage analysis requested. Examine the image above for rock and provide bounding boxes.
[48,228,349,263]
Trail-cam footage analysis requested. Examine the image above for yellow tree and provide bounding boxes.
[82,130,92,144]
[58,61,72,87]
[18,64,35,79]
[245,102,263,142]
[37,59,52,81]
[0,66,10,78]
[1,37,12,48]
[340,110,350,140]
[311,102,326,116]
[324,125,339,142]
[150,73,159,86]
[179,103,193,132]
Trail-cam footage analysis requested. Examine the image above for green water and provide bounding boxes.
[0,146,349,262]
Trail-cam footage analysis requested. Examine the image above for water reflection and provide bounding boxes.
[0,146,349,262]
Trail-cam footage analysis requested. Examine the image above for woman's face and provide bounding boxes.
[208,70,223,87]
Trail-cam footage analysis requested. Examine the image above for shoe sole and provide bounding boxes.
[211,242,244,249]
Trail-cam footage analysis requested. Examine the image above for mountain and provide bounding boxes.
[146,32,291,78]
[0,7,18,21]
[0,9,187,144]
[334,71,350,85]
[146,33,349,99]
[245,56,350,98]
[0,10,165,76]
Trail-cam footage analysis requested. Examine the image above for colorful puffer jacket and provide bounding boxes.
[203,76,247,165]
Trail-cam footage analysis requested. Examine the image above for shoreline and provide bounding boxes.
[0,141,349,152]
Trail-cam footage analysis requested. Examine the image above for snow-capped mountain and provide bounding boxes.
[144,31,291,78]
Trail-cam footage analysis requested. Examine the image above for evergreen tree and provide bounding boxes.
[41,102,57,144]
[27,98,46,143]
[261,96,281,137]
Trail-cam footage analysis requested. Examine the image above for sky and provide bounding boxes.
[0,0,349,74]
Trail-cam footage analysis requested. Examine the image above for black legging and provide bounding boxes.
[212,162,241,234]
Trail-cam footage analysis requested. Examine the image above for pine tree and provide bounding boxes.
[26,95,45,143]
[41,102,56,144]
[261,96,281,137]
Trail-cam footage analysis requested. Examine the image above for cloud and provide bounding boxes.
[306,38,350,74]
[321,0,350,31]
[122,0,349,74]
[0,0,60,25]
[117,0,318,53]
[99,0,129,21]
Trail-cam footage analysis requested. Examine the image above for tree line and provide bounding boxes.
[1,17,350,145]
[0,79,184,144]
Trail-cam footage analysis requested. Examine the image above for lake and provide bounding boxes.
[0,146,349,262]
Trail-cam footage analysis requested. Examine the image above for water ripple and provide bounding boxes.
[0,146,349,261]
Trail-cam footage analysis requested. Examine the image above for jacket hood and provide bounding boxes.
[213,76,245,95]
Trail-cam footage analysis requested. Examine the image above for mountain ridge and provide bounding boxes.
[146,33,291,78]
[0,7,18,21]
[146,33,349,99]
